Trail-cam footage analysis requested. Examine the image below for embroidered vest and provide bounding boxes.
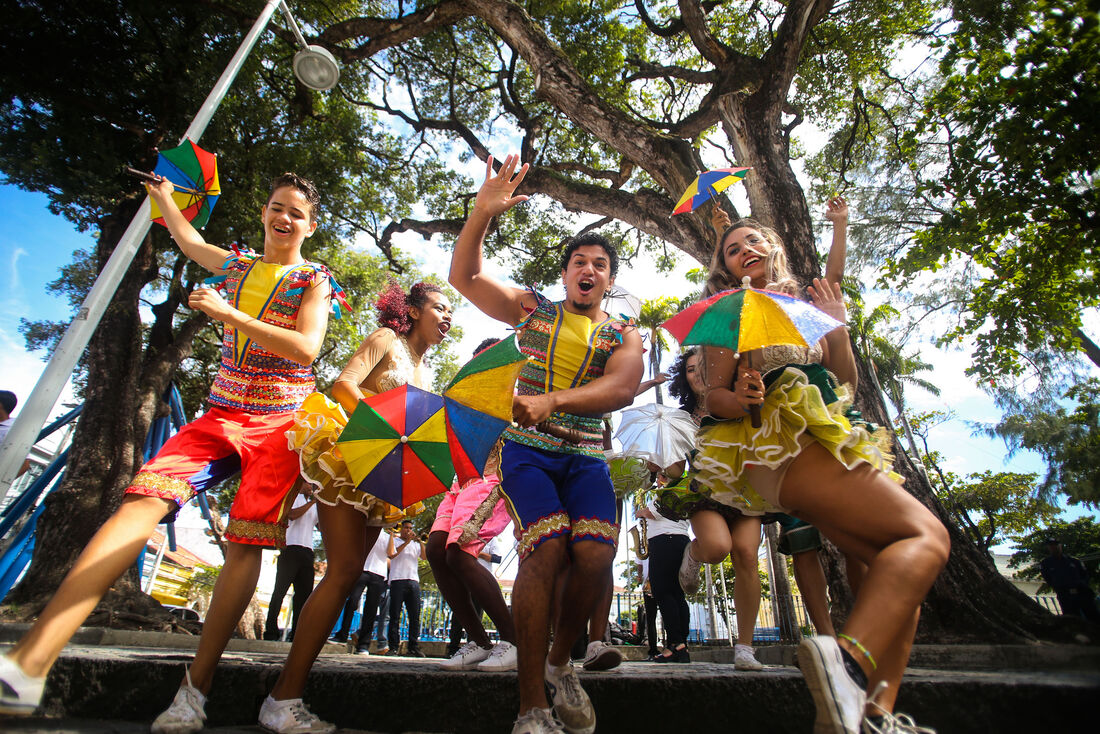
[503,291,625,457]
[207,253,330,414]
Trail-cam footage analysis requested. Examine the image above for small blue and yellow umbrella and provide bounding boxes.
[672,167,751,215]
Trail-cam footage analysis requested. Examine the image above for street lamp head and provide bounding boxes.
[293,44,339,91]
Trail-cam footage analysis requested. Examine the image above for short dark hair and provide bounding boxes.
[268,172,321,222]
[0,390,16,414]
[401,519,414,526]
[560,232,619,278]
[474,338,501,357]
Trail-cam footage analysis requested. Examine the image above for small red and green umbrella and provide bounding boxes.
[443,335,527,486]
[672,167,751,215]
[336,384,455,508]
[147,139,222,228]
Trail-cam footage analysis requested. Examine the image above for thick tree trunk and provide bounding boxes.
[4,201,198,625]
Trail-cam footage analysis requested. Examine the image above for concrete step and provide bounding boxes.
[14,643,1099,733]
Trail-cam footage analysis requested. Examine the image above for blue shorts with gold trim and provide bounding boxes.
[499,441,619,560]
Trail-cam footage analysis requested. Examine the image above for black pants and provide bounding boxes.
[388,579,422,649]
[353,572,388,651]
[264,545,315,640]
[448,598,484,649]
[1056,585,1100,623]
[649,533,691,647]
[643,593,659,656]
[334,571,372,639]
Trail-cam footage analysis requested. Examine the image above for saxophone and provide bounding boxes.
[629,518,649,560]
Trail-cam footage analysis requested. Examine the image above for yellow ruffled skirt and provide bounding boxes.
[286,392,423,525]
[692,367,900,516]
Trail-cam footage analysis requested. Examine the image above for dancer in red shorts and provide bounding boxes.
[0,173,343,734]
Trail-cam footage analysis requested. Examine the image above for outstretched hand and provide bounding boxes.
[144,175,175,203]
[824,196,848,224]
[711,205,731,235]
[807,277,847,323]
[474,154,529,218]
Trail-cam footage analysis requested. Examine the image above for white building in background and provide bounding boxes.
[992,552,1044,596]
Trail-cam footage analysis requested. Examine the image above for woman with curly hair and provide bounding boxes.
[261,279,452,731]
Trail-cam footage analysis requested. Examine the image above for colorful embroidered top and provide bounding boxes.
[206,250,347,414]
[503,290,626,457]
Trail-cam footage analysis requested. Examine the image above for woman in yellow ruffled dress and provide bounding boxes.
[264,280,453,727]
[694,207,949,734]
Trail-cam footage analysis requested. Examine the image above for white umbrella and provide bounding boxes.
[613,403,697,471]
[603,285,641,321]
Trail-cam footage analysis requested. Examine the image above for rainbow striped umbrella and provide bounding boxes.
[661,287,843,355]
[149,139,221,229]
[671,167,750,215]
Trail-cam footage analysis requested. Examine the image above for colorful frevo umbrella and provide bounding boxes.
[148,139,221,229]
[443,335,528,486]
[336,385,455,508]
[660,281,843,426]
[672,166,751,215]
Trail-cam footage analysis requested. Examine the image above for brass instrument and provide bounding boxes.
[629,518,649,560]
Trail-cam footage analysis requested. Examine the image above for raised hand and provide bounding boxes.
[473,154,530,218]
[806,277,847,323]
[732,367,764,414]
[711,204,732,235]
[824,196,848,225]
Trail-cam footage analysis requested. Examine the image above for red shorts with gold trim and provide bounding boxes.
[498,441,620,560]
[126,407,299,547]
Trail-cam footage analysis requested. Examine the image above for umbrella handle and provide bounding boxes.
[125,166,202,195]
[749,403,761,429]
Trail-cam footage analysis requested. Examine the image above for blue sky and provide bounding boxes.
[1,179,1095,551]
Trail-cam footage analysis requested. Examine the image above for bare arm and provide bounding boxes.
[189,273,331,366]
[146,177,232,274]
[511,327,646,426]
[807,278,858,389]
[448,155,537,325]
[287,496,316,521]
[331,328,397,414]
[635,373,668,396]
[702,347,764,421]
[823,196,849,287]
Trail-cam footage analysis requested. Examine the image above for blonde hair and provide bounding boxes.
[704,219,800,297]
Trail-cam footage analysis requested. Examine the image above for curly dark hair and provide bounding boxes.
[474,337,501,357]
[267,172,321,222]
[560,232,619,278]
[374,280,445,335]
[667,347,701,415]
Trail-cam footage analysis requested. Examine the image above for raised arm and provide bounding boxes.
[331,328,397,414]
[807,277,858,390]
[511,327,645,426]
[823,196,849,287]
[448,155,537,326]
[146,177,233,274]
[189,269,331,366]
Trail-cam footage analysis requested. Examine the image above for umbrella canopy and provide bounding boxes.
[614,403,698,471]
[602,285,642,322]
[149,139,221,229]
[672,167,751,215]
[660,287,843,354]
[336,384,455,508]
[443,335,527,485]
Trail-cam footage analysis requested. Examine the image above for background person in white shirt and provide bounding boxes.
[332,528,392,653]
[264,485,319,641]
[0,390,31,477]
[387,520,427,656]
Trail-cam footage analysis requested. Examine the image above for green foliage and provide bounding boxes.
[1009,516,1100,592]
[180,563,221,608]
[985,378,1100,506]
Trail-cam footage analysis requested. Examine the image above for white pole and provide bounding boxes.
[0,0,284,508]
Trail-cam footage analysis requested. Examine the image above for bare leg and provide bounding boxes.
[546,541,616,668]
[445,544,516,644]
[187,541,264,693]
[587,574,614,643]
[427,531,484,644]
[513,536,567,715]
[780,442,950,712]
[792,550,836,637]
[688,509,734,564]
[270,503,375,700]
[7,494,174,677]
[727,515,763,647]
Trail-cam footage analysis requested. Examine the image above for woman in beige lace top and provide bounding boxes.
[265,280,452,725]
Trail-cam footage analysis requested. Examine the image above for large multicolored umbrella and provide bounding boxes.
[443,335,527,486]
[336,385,455,508]
[660,286,843,425]
[147,139,221,228]
[672,167,751,215]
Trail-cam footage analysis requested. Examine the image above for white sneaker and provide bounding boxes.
[678,543,702,593]
[798,636,867,734]
[734,643,764,671]
[438,640,492,670]
[545,661,595,734]
[478,641,518,671]
[862,682,936,733]
[581,640,622,671]
[512,706,565,733]
[0,655,45,716]
[258,695,336,734]
[150,670,207,734]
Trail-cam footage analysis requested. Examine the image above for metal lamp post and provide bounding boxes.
[0,0,339,506]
